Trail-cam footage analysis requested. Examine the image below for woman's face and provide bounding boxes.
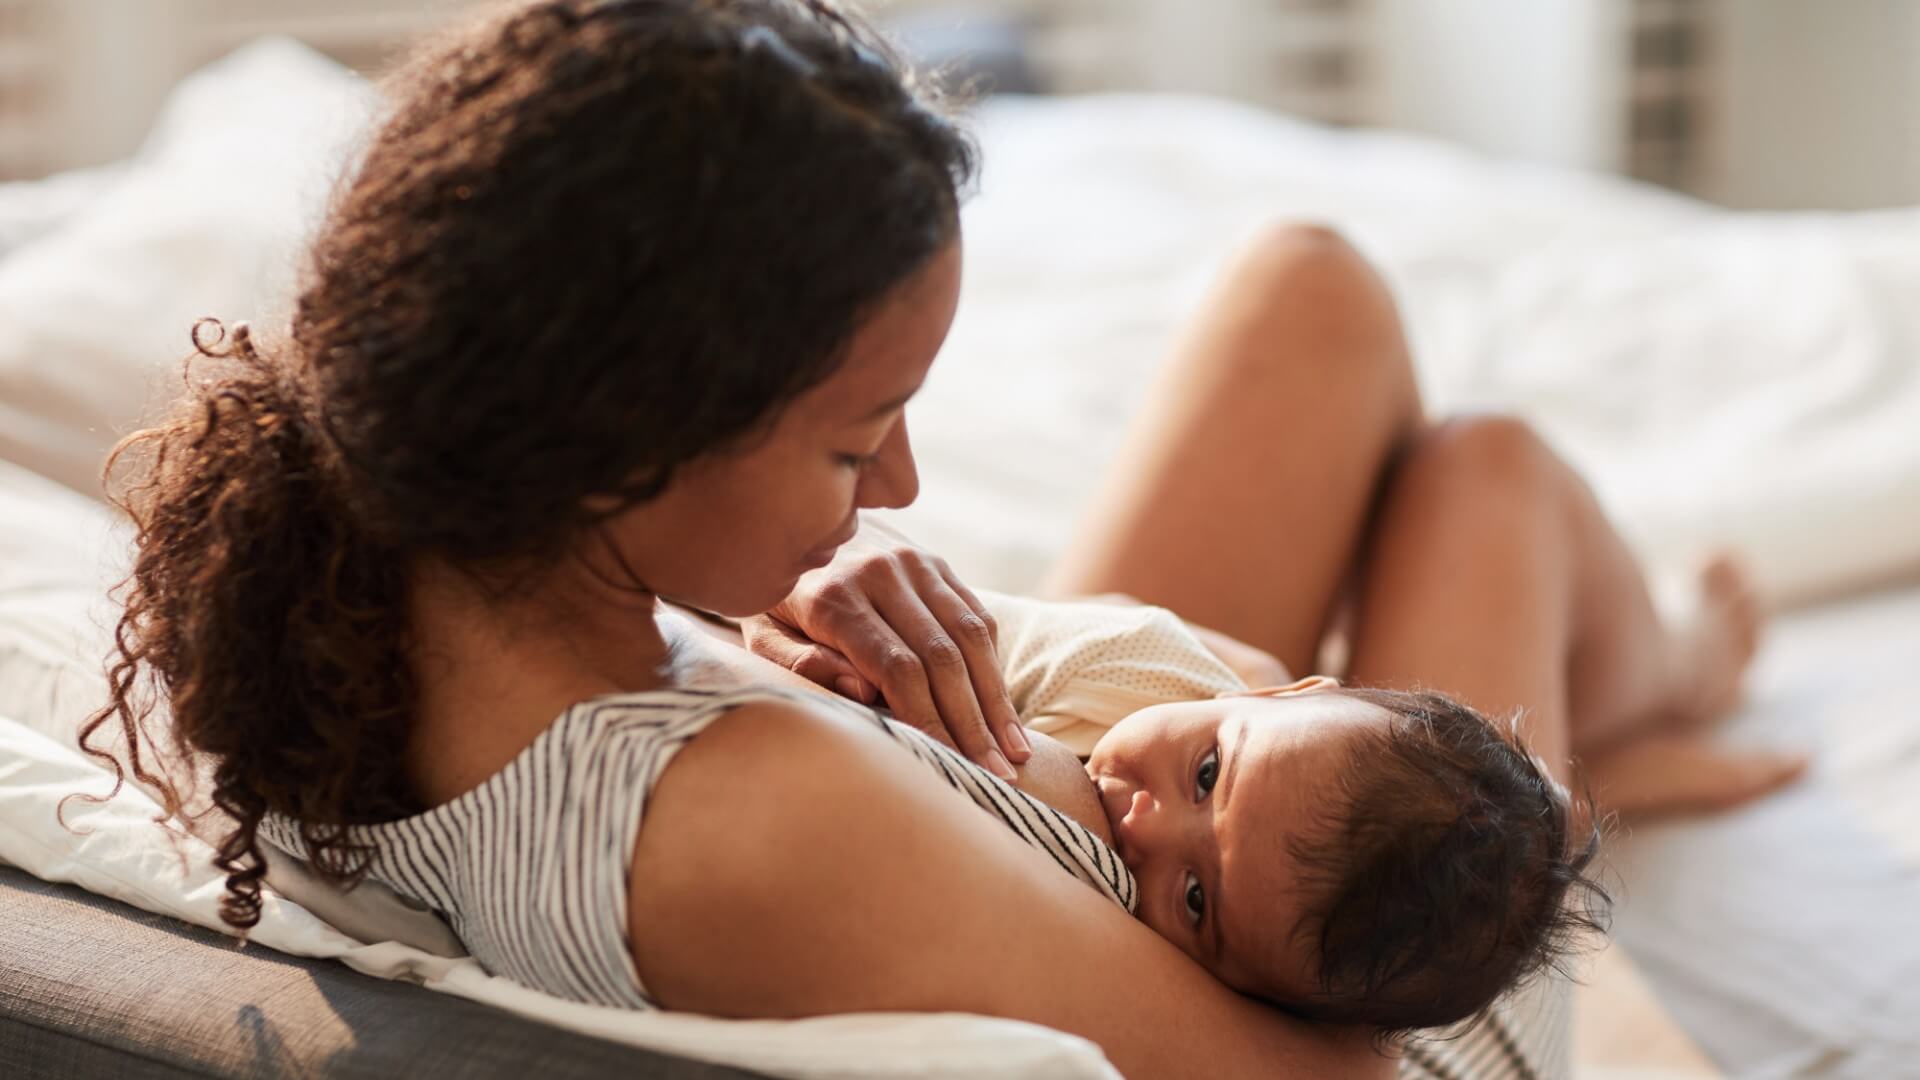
[598,235,963,616]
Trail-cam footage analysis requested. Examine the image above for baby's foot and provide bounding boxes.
[1582,733,1807,821]
[1664,554,1764,727]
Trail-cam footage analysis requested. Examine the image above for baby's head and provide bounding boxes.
[1085,677,1606,1034]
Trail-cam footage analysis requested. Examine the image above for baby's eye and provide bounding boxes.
[1194,745,1220,800]
[1183,871,1207,927]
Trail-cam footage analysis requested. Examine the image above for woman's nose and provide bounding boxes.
[857,419,920,510]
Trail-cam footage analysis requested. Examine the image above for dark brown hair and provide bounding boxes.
[1282,688,1609,1038]
[73,0,978,930]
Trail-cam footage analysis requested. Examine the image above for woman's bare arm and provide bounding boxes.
[627,700,1391,1079]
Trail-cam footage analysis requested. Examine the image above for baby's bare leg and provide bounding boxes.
[1042,223,1422,676]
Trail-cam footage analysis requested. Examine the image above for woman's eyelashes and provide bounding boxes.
[1193,744,1220,800]
[835,450,880,470]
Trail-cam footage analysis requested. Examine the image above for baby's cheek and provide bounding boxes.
[1131,902,1208,970]
[1124,891,1165,937]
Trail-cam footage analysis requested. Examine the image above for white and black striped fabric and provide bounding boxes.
[1400,972,1571,1080]
[259,685,1135,1009]
[836,694,1139,917]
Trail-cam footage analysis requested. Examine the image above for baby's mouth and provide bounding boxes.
[1094,774,1132,858]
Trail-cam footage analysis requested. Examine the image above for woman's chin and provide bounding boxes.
[667,579,802,620]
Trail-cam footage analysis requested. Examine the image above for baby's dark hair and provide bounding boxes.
[1281,687,1609,1038]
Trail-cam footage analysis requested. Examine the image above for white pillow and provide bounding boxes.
[0,162,127,260]
[0,452,467,955]
[0,38,371,500]
[0,457,125,747]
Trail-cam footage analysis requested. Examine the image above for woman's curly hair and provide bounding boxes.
[72,0,980,931]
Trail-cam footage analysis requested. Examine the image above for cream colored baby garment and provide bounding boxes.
[978,589,1255,757]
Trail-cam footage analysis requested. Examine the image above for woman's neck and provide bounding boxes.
[404,556,675,805]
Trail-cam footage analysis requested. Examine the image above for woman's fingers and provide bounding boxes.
[924,558,1027,762]
[830,593,968,758]
[745,519,1029,777]
[851,559,1024,778]
[935,560,1001,652]
[738,615,879,704]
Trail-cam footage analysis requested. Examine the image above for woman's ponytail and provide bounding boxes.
[77,319,420,930]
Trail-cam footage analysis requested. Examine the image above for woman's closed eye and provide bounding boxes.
[835,450,880,470]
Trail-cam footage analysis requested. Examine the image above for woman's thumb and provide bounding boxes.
[744,617,878,704]
[798,648,877,704]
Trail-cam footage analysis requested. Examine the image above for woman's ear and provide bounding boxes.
[1215,675,1341,699]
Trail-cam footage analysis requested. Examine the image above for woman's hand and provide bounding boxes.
[739,517,1032,779]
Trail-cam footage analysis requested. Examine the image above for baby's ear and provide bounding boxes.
[1215,675,1342,700]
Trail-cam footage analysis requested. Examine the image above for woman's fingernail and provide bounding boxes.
[1005,722,1032,758]
[986,750,1016,782]
[833,676,867,702]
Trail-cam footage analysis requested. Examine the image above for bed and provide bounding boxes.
[3,38,1917,1079]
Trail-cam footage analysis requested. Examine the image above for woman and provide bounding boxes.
[81,2,1798,1077]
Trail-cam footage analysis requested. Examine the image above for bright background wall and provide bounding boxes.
[3,0,1919,209]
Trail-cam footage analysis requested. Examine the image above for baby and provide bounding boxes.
[976,589,1603,1034]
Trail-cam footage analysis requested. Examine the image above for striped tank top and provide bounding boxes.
[258,685,1136,1009]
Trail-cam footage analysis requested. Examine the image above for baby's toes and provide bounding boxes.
[1700,553,1764,660]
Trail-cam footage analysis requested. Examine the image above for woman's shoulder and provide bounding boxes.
[538,685,889,794]
[561,683,887,744]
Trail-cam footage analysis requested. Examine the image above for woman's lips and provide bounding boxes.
[800,519,859,568]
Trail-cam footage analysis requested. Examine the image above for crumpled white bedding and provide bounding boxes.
[5,41,1918,610]
[5,34,1920,1080]
[892,96,1920,608]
